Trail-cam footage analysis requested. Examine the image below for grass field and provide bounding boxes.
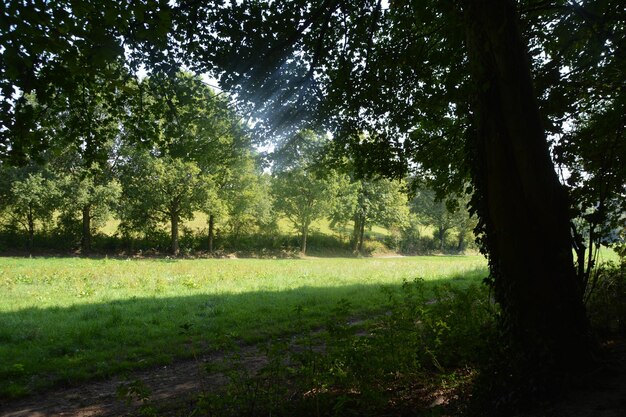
[0,255,486,399]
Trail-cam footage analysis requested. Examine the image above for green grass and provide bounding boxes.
[595,246,621,264]
[0,255,486,399]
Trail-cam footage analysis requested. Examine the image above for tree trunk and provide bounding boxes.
[358,214,365,252]
[463,0,590,374]
[170,209,180,256]
[457,230,465,252]
[27,205,34,253]
[438,226,445,252]
[352,212,361,251]
[208,214,215,253]
[81,204,91,254]
[301,225,308,254]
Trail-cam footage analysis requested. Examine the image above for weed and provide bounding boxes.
[190,280,494,416]
[116,378,158,417]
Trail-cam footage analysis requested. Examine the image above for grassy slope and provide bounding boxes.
[0,256,486,398]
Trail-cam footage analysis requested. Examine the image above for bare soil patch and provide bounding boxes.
[0,346,265,417]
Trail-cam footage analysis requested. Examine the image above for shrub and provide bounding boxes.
[587,259,626,336]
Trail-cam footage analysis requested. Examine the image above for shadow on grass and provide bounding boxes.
[0,268,487,400]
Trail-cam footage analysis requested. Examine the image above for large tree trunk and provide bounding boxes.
[463,0,590,374]
[208,214,215,253]
[81,204,91,254]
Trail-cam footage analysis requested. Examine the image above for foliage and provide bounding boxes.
[225,161,277,238]
[56,171,122,247]
[1,167,60,250]
[271,131,342,254]
[272,168,338,254]
[410,188,476,252]
[586,258,626,336]
[118,152,211,254]
[331,177,410,252]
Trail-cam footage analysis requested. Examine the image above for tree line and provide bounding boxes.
[0,72,474,256]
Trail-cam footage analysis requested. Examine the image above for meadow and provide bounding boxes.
[0,255,486,399]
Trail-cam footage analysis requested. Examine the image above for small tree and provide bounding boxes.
[356,179,409,252]
[410,189,455,252]
[271,130,338,254]
[119,153,211,255]
[272,168,336,254]
[330,177,409,252]
[410,188,475,252]
[5,172,59,251]
[57,170,121,253]
[227,168,276,239]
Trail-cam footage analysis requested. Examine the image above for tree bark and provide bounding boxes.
[81,204,91,254]
[208,214,215,253]
[352,212,366,253]
[438,225,445,252]
[463,0,590,373]
[358,214,365,252]
[170,206,180,256]
[457,231,465,252]
[352,212,361,251]
[27,205,34,253]
[301,224,308,254]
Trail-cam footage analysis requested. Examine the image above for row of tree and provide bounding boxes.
[0,72,474,256]
[0,154,474,256]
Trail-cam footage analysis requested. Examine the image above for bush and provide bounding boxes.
[587,259,626,336]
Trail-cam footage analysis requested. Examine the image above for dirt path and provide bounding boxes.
[0,346,266,417]
[2,339,625,417]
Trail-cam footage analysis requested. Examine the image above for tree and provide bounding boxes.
[57,170,122,253]
[36,74,123,253]
[271,130,339,254]
[133,72,256,252]
[119,153,210,255]
[462,0,591,377]
[115,71,255,253]
[410,189,455,252]
[2,169,59,251]
[186,0,605,380]
[331,177,409,252]
[410,188,475,252]
[272,168,336,255]
[225,161,276,239]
